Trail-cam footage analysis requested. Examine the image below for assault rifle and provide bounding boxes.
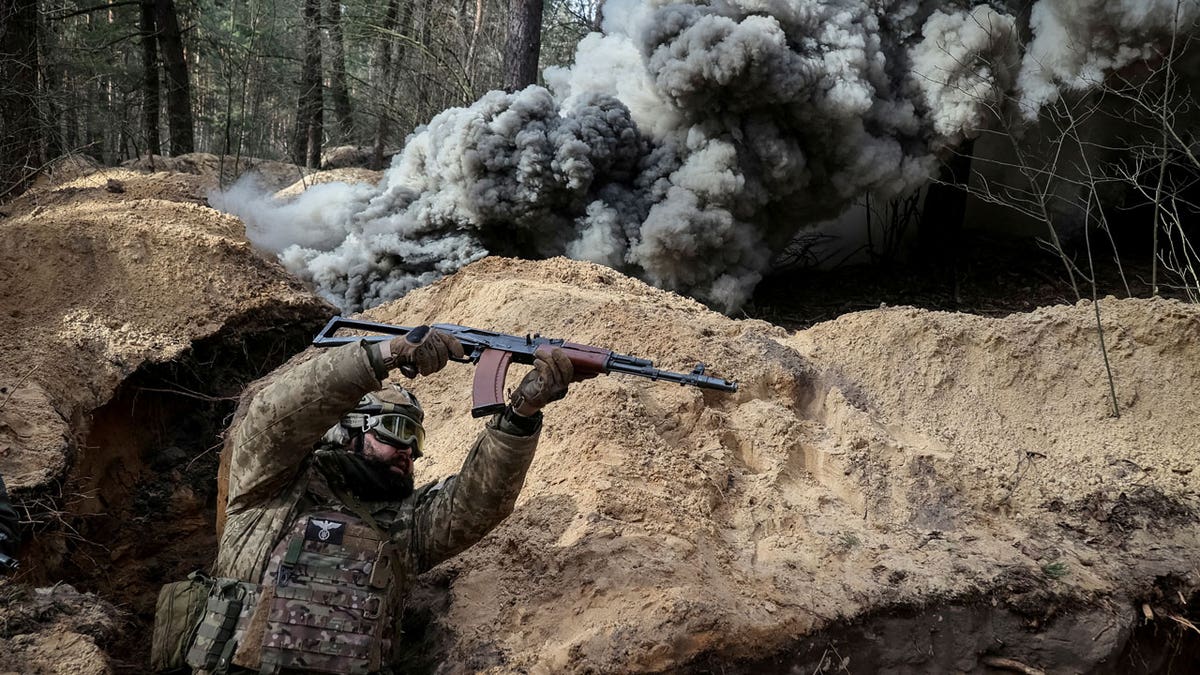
[313,316,738,417]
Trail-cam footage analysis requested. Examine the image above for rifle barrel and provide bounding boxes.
[609,361,738,392]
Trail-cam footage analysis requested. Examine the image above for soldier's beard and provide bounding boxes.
[313,449,416,502]
[354,456,416,501]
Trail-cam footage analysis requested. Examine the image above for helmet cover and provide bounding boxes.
[329,382,427,457]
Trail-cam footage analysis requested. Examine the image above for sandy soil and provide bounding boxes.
[0,166,325,472]
[0,584,120,675]
[349,258,1200,673]
[0,167,1197,673]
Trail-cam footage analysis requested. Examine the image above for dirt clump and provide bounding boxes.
[0,582,122,675]
[320,145,377,169]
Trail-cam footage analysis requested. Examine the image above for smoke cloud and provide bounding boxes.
[1017,0,1199,116]
[215,0,1197,312]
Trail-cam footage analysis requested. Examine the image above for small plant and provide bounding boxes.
[838,532,861,549]
[1042,560,1069,579]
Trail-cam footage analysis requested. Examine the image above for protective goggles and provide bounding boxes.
[363,413,425,458]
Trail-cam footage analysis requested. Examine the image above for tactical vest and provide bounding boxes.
[230,504,400,675]
[155,468,408,675]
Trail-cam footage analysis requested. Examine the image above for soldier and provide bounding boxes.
[0,472,19,573]
[185,325,573,674]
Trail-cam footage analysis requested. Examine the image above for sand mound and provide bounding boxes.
[0,583,121,675]
[273,168,383,201]
[0,166,324,429]
[320,145,374,169]
[326,257,1200,673]
[0,172,335,663]
[791,300,1200,517]
[2,168,215,218]
[121,152,312,192]
[23,154,103,192]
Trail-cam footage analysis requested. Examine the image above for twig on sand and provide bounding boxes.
[0,363,41,412]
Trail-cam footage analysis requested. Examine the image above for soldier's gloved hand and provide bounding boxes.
[510,346,574,417]
[383,326,464,378]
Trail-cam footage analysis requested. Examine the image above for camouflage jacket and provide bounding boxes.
[213,341,540,667]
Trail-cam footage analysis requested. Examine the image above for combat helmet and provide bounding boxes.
[330,382,426,457]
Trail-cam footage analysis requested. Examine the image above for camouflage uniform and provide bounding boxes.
[214,341,541,673]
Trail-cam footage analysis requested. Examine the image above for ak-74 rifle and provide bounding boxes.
[313,317,738,418]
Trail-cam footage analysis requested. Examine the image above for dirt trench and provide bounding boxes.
[700,585,1200,674]
[25,312,325,669]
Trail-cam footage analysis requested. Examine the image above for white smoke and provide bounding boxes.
[214,0,1196,312]
[209,175,377,253]
[909,5,1019,142]
[1017,0,1200,117]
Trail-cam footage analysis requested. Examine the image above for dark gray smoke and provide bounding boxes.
[214,0,1196,312]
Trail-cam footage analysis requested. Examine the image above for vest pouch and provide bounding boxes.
[262,584,383,674]
[185,575,257,674]
[150,575,209,673]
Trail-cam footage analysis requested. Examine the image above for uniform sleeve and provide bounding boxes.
[0,473,20,565]
[226,341,384,512]
[409,414,541,572]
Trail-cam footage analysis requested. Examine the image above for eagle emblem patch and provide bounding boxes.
[306,517,346,545]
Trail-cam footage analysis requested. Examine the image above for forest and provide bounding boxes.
[0,0,598,197]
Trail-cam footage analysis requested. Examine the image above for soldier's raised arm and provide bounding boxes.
[226,327,463,510]
[410,346,573,571]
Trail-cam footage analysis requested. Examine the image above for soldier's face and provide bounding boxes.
[362,431,414,477]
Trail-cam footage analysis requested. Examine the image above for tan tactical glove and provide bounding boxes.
[510,346,574,417]
[381,326,465,378]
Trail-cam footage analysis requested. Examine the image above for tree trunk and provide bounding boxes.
[326,0,353,143]
[369,0,400,169]
[156,0,193,155]
[919,139,975,287]
[140,0,161,156]
[463,0,483,90]
[502,0,543,92]
[0,0,44,199]
[292,0,323,167]
[37,3,61,159]
[64,73,79,150]
[371,0,416,169]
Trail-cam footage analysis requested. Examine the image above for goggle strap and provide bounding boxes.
[341,413,372,431]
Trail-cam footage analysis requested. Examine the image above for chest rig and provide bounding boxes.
[237,466,406,675]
